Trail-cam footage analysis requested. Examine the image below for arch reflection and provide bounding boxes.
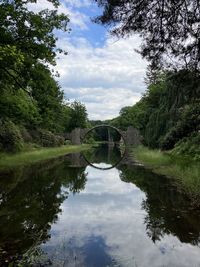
[81,143,126,170]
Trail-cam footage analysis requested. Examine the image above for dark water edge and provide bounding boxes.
[0,144,200,267]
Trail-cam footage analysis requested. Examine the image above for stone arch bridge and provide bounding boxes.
[63,125,141,146]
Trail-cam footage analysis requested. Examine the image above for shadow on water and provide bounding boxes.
[0,144,200,266]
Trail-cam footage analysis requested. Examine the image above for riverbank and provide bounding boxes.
[0,145,91,170]
[132,146,200,203]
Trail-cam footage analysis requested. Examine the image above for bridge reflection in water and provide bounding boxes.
[66,143,135,171]
[82,143,126,170]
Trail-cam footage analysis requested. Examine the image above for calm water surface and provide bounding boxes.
[0,144,200,267]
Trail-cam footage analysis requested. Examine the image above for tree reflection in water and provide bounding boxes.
[0,156,87,265]
[0,146,200,266]
[119,164,200,245]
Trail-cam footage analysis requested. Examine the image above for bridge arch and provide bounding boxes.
[81,124,126,145]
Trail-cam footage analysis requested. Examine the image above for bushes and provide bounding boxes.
[0,120,65,153]
[64,140,72,145]
[171,133,200,161]
[160,103,200,150]
[0,120,24,152]
[160,124,185,150]
[20,126,33,143]
[31,129,64,147]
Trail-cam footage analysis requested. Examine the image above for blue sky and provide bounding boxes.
[28,0,147,120]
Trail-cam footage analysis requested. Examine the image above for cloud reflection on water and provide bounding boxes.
[42,165,200,267]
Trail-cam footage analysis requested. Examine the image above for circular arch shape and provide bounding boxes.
[81,124,126,145]
[81,152,126,171]
[81,124,126,170]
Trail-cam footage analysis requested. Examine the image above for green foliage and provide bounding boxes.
[0,145,91,170]
[31,129,64,147]
[0,0,69,89]
[133,146,200,200]
[19,126,33,143]
[0,120,24,152]
[95,0,200,70]
[0,88,41,126]
[62,104,73,132]
[110,99,149,132]
[110,69,200,160]
[160,103,200,150]
[64,140,72,145]
[68,101,88,131]
[172,133,200,161]
[0,1,89,152]
[29,63,64,132]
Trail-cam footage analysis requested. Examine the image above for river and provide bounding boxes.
[0,144,200,266]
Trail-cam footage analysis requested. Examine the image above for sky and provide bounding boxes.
[28,0,148,120]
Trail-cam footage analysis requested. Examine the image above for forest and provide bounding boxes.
[0,0,88,153]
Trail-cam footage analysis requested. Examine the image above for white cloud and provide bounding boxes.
[42,165,200,267]
[65,87,141,120]
[27,0,148,120]
[27,0,89,29]
[56,35,147,120]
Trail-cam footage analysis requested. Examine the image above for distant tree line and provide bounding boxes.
[0,0,88,152]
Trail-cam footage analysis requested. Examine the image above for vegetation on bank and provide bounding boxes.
[0,145,91,170]
[108,70,200,159]
[0,1,88,153]
[133,146,200,201]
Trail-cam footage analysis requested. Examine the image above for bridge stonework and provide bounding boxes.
[64,125,141,146]
[122,126,141,146]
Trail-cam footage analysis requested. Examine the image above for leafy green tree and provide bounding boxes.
[62,104,73,132]
[68,101,88,131]
[0,0,78,151]
[29,63,64,132]
[0,0,69,90]
[0,88,40,126]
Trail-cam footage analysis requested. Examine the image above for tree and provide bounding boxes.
[0,0,73,151]
[0,0,69,90]
[109,69,200,150]
[94,0,200,70]
[69,101,88,130]
[29,63,65,132]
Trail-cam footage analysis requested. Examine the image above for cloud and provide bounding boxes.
[42,165,200,267]
[65,87,141,120]
[28,0,148,120]
[56,35,147,120]
[27,0,89,30]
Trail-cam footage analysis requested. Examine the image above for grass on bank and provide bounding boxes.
[0,144,91,170]
[133,146,200,200]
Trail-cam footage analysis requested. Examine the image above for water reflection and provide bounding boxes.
[119,165,200,245]
[0,144,200,266]
[82,143,125,170]
[0,158,87,265]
